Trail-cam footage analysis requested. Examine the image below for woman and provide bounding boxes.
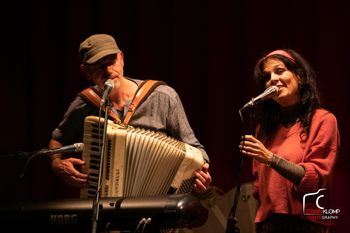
[239,49,340,233]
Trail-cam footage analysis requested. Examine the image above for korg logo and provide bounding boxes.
[50,214,78,224]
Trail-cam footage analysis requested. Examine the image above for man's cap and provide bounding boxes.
[79,34,121,64]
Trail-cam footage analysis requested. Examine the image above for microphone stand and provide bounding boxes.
[225,149,242,232]
[225,151,243,233]
[225,106,256,233]
[91,99,111,233]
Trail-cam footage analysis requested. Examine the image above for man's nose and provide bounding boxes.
[103,66,113,78]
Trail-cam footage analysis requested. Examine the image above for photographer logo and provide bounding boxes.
[303,188,340,221]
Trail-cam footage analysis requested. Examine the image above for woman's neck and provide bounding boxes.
[280,105,299,127]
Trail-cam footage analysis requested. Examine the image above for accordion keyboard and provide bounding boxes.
[80,116,205,199]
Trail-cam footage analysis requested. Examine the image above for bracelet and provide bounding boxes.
[267,154,274,167]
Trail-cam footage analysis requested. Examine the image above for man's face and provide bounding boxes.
[83,53,124,88]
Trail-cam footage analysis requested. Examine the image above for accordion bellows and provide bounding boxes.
[80,116,205,198]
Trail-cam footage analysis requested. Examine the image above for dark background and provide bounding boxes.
[1,0,349,232]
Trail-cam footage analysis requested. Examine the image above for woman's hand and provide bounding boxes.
[239,135,273,165]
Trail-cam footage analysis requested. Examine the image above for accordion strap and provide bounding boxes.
[79,87,122,123]
[78,79,165,125]
[123,79,165,125]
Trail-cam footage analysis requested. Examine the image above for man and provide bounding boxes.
[49,34,211,196]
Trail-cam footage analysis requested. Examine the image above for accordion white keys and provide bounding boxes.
[80,116,205,198]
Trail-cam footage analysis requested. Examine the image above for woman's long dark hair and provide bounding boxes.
[253,49,321,145]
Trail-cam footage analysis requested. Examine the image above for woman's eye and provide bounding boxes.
[276,68,285,75]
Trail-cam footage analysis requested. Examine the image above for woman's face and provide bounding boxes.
[262,58,300,107]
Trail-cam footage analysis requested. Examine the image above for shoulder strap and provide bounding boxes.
[78,87,121,123]
[78,80,165,125]
[123,79,165,125]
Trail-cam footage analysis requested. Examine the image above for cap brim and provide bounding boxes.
[85,48,120,64]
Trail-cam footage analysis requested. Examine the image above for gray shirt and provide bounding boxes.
[52,78,209,162]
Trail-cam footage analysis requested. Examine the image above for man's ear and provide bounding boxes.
[118,52,124,66]
[80,64,92,80]
[80,63,86,73]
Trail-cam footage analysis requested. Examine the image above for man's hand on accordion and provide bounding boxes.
[51,157,88,188]
[192,163,212,193]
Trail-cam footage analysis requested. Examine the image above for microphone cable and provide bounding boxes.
[18,150,43,180]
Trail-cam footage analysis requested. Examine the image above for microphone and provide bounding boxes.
[39,143,84,155]
[242,85,279,109]
[100,79,115,107]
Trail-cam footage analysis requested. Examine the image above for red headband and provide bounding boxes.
[266,50,296,64]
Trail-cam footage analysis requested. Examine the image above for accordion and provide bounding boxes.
[80,116,205,198]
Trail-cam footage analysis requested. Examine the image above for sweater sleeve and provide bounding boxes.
[296,110,340,193]
[269,154,305,185]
